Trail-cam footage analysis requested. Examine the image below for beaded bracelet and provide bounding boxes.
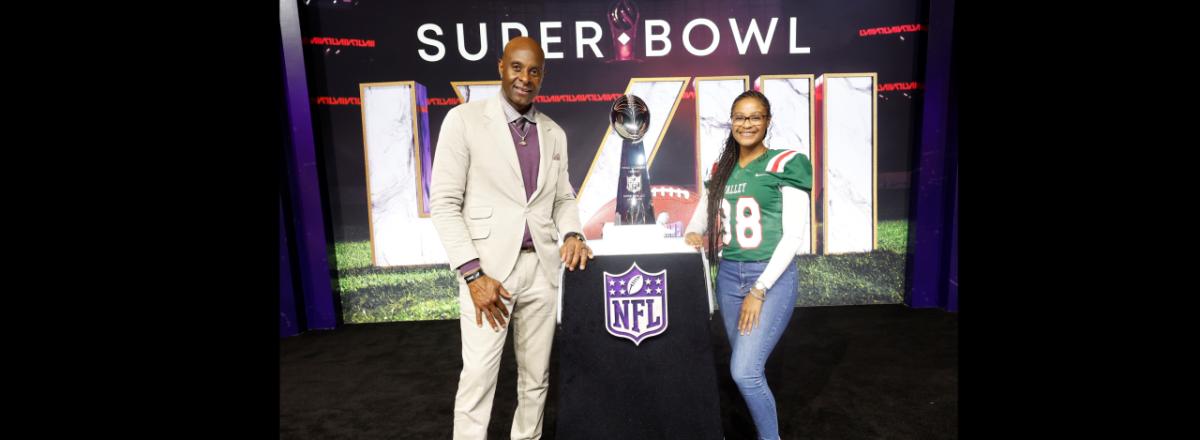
[749,288,765,301]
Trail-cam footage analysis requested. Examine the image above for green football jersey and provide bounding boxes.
[707,149,813,262]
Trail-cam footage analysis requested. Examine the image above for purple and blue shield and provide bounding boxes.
[603,263,668,346]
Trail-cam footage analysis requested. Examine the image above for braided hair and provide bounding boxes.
[704,90,771,261]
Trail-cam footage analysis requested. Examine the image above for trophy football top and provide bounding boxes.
[609,94,650,142]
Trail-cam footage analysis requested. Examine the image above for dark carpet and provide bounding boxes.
[280,304,958,439]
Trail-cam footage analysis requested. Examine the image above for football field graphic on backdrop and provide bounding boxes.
[304,0,924,323]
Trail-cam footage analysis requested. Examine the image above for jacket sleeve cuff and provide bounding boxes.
[458,259,481,276]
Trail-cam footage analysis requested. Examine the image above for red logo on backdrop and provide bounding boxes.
[307,37,376,47]
[535,93,624,103]
[316,92,695,106]
[423,93,695,106]
[858,24,926,36]
[313,97,362,105]
[877,82,924,92]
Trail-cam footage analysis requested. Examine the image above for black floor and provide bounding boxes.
[280,304,957,439]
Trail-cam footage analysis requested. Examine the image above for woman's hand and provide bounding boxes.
[684,232,704,251]
[738,288,764,336]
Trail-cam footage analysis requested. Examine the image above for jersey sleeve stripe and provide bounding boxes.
[767,150,798,172]
[774,150,799,172]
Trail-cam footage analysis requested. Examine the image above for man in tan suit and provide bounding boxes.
[430,37,592,440]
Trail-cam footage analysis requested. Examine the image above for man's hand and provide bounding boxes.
[684,232,704,252]
[738,289,764,336]
[468,275,513,331]
[560,235,593,271]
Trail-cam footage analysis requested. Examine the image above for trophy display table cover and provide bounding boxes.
[555,235,724,439]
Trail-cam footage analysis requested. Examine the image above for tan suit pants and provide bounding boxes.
[453,251,557,440]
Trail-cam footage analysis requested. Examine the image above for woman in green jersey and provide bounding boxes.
[685,90,813,440]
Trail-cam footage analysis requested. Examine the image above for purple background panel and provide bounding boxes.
[281,198,301,337]
[282,0,336,330]
[417,83,433,216]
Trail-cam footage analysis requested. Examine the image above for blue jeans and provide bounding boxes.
[717,258,799,440]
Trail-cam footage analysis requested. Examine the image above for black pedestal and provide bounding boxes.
[556,253,724,440]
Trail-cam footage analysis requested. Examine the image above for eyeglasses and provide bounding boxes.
[731,115,769,125]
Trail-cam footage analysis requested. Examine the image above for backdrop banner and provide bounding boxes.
[299,0,925,323]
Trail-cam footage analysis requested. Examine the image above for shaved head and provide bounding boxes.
[503,36,545,61]
[498,37,546,113]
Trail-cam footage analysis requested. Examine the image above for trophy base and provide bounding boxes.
[603,223,669,244]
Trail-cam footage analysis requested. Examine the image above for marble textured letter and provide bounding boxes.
[576,80,687,223]
[362,83,450,266]
[822,76,875,253]
[454,84,501,103]
[695,78,746,182]
[759,77,811,153]
[759,76,812,254]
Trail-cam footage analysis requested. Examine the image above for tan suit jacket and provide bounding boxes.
[430,95,582,286]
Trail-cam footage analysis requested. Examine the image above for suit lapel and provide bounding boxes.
[529,118,553,201]
[484,96,523,183]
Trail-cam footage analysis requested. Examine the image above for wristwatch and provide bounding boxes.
[566,232,586,244]
[752,281,767,299]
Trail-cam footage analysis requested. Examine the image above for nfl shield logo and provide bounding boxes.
[603,263,668,346]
